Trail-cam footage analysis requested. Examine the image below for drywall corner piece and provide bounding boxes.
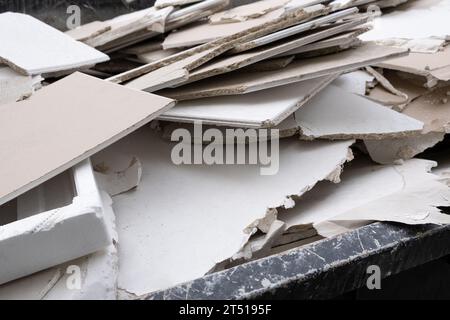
[0,159,111,286]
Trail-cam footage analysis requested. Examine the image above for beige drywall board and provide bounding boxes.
[185,16,370,84]
[230,6,357,53]
[294,85,424,139]
[161,0,330,49]
[159,74,336,127]
[0,72,175,206]
[282,157,450,237]
[109,2,328,85]
[109,4,321,85]
[364,132,446,165]
[0,12,109,76]
[97,126,354,295]
[160,43,407,99]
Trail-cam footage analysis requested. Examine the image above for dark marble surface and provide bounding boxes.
[143,222,450,300]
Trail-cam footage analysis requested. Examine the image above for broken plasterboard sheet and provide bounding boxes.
[360,0,450,43]
[209,0,291,24]
[0,159,112,285]
[275,27,369,57]
[0,66,42,105]
[160,43,408,99]
[101,126,354,295]
[65,21,111,42]
[109,4,319,84]
[162,0,316,49]
[293,85,424,139]
[364,132,446,164]
[282,157,450,238]
[124,47,218,92]
[231,7,358,53]
[159,74,337,128]
[0,72,175,206]
[155,0,204,9]
[185,17,370,84]
[377,46,450,86]
[93,154,143,197]
[0,12,109,75]
[376,38,446,54]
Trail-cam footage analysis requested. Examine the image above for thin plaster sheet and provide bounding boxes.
[99,126,354,295]
[161,43,407,99]
[282,158,450,237]
[0,12,109,75]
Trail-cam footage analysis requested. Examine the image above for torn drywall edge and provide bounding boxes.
[364,132,446,164]
[0,159,112,286]
[185,16,371,84]
[230,6,355,53]
[108,127,354,295]
[159,43,408,99]
[108,6,313,84]
[218,142,354,265]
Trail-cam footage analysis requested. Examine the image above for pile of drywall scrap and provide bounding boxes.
[1,0,450,300]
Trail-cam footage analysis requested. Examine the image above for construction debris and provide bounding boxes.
[1,0,450,300]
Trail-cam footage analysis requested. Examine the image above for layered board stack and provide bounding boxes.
[0,0,450,300]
